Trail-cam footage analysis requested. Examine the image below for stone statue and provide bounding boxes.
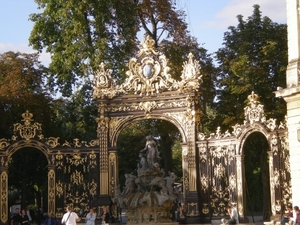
[122,173,136,195]
[137,152,148,176]
[113,135,178,224]
[140,135,161,168]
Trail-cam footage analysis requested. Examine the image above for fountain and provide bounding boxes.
[113,135,179,224]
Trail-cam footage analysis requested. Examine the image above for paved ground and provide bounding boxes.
[75,215,267,225]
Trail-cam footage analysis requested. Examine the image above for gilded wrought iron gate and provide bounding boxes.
[0,110,102,224]
[195,92,291,222]
[0,36,292,225]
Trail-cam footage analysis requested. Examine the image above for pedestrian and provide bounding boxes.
[26,206,32,225]
[61,206,80,225]
[85,208,96,225]
[221,205,239,225]
[44,213,57,225]
[100,206,110,224]
[11,208,22,225]
[281,205,294,225]
[21,209,29,225]
[294,206,300,225]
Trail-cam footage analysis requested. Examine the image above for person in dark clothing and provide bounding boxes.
[11,208,22,225]
[44,213,57,225]
[100,207,110,224]
[21,209,29,225]
[281,206,294,225]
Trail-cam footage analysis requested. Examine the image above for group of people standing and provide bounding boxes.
[11,207,56,225]
[11,208,32,225]
[11,205,110,225]
[61,205,110,225]
[220,204,300,225]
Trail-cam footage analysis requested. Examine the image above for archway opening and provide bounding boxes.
[117,119,182,189]
[116,118,183,222]
[8,147,48,221]
[243,132,271,221]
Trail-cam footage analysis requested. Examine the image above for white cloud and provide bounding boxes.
[202,0,286,30]
[0,42,51,66]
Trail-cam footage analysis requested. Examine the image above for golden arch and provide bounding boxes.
[110,114,188,148]
[237,123,271,155]
[6,140,50,163]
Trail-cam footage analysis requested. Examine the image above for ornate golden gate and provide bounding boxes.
[0,110,102,224]
[0,36,291,224]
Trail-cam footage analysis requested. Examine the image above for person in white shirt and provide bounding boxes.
[221,205,239,225]
[26,206,32,225]
[85,208,96,225]
[61,206,80,225]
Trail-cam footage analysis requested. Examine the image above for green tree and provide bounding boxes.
[243,132,270,219]
[29,0,139,96]
[29,0,207,96]
[117,119,182,189]
[8,148,48,210]
[51,84,98,142]
[0,51,55,138]
[215,4,287,130]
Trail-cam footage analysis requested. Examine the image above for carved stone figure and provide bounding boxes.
[113,135,178,224]
[140,135,161,168]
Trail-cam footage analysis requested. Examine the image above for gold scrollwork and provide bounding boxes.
[13,110,42,140]
[0,138,10,150]
[55,180,64,198]
[89,180,97,197]
[200,175,209,192]
[70,170,84,185]
[1,171,8,224]
[55,151,64,169]
[66,154,86,166]
[46,137,60,148]
[214,163,226,179]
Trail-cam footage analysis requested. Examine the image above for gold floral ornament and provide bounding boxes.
[13,110,42,140]
[92,62,121,99]
[244,91,266,124]
[120,35,177,96]
[178,53,203,93]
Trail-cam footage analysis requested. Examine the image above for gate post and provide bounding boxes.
[48,167,55,216]
[268,151,276,217]
[108,148,119,221]
[0,166,8,225]
[96,103,111,207]
[235,155,247,222]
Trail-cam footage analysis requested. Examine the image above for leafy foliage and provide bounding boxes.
[29,0,139,96]
[51,85,98,142]
[117,119,182,189]
[243,132,271,218]
[215,5,287,130]
[8,148,48,209]
[0,51,55,138]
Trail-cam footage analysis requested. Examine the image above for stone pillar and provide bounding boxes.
[286,0,300,86]
[235,155,247,222]
[275,0,300,207]
[268,151,276,216]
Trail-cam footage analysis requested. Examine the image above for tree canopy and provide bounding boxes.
[215,4,287,130]
[0,51,55,138]
[29,0,198,97]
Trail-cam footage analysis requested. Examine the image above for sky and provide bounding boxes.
[0,0,287,66]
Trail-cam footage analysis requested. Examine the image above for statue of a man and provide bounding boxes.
[140,135,161,168]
